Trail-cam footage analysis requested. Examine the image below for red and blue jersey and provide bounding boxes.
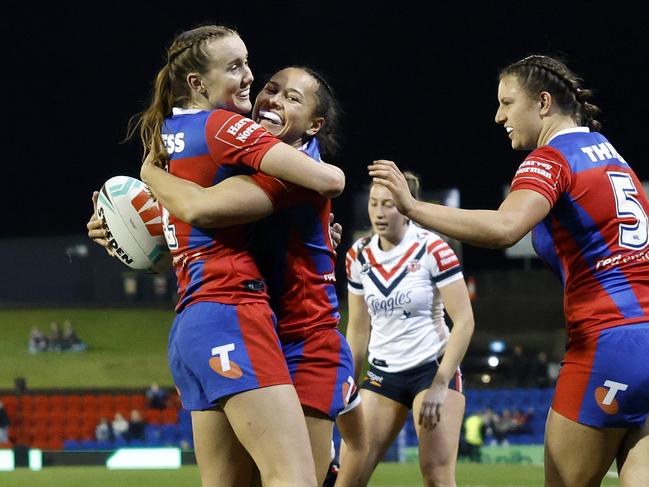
[253,138,340,340]
[162,108,283,311]
[511,128,649,339]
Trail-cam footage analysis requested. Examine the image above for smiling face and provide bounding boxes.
[252,67,324,147]
[494,75,543,150]
[195,35,254,113]
[368,184,409,250]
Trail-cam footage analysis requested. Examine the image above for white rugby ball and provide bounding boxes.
[96,176,170,271]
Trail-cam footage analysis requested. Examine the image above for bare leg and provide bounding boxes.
[617,416,649,487]
[303,406,335,486]
[191,407,255,487]
[222,385,317,487]
[544,408,626,487]
[336,403,370,487]
[343,389,409,484]
[412,389,464,487]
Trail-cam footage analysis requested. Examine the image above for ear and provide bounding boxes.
[539,91,552,116]
[306,117,324,137]
[186,73,206,94]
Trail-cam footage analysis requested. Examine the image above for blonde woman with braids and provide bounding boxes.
[344,172,475,486]
[370,55,649,486]
[90,25,347,487]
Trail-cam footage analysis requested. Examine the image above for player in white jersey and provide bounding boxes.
[343,173,475,486]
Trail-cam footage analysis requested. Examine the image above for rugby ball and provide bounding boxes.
[96,176,170,271]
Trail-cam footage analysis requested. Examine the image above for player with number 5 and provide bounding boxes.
[368,55,649,486]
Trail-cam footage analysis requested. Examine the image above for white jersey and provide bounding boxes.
[346,223,463,372]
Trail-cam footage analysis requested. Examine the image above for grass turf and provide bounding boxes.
[0,462,621,486]
[0,308,175,389]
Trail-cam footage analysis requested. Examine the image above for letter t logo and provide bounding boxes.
[211,344,236,372]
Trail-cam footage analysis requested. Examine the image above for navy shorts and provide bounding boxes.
[361,360,463,409]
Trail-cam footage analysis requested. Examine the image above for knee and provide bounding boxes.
[420,459,455,487]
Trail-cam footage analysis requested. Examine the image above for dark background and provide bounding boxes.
[5,1,648,272]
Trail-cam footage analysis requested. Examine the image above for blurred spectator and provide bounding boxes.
[530,351,551,388]
[493,409,516,445]
[146,383,167,409]
[128,409,146,441]
[112,412,129,439]
[463,410,486,462]
[511,407,534,434]
[510,344,531,387]
[47,322,64,352]
[95,417,113,442]
[28,326,48,354]
[0,401,10,443]
[62,320,87,352]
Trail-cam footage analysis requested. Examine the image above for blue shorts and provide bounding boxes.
[282,329,356,419]
[361,360,463,409]
[168,301,292,411]
[553,322,649,427]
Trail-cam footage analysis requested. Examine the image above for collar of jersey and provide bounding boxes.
[172,107,207,115]
[371,222,418,258]
[547,126,589,144]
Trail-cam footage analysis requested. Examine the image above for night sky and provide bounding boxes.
[6,2,648,271]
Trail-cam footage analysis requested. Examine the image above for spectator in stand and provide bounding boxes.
[510,344,531,387]
[112,412,129,439]
[512,407,534,435]
[0,401,10,443]
[463,411,486,462]
[530,351,551,388]
[47,322,64,352]
[95,416,113,442]
[62,320,88,352]
[28,326,48,354]
[145,383,167,410]
[128,409,146,441]
[493,409,516,445]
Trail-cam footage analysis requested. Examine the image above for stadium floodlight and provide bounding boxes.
[487,356,500,368]
[481,374,492,384]
[489,340,506,353]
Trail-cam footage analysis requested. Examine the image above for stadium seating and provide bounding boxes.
[0,390,186,451]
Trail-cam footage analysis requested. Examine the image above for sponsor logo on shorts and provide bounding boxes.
[342,376,356,406]
[366,370,383,387]
[594,379,628,415]
[209,343,243,379]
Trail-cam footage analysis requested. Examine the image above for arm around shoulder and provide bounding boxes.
[259,142,345,198]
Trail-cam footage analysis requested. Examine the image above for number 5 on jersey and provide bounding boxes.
[161,206,178,250]
[608,172,649,250]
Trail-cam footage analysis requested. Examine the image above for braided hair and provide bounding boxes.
[500,55,601,132]
[127,25,239,165]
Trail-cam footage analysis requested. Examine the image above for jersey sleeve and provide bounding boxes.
[510,146,572,207]
[205,110,281,170]
[425,235,463,288]
[346,241,365,295]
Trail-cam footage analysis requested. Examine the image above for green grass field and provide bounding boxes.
[0,308,176,389]
[0,462,621,486]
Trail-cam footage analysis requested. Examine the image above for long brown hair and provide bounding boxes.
[126,25,239,165]
[500,55,602,131]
